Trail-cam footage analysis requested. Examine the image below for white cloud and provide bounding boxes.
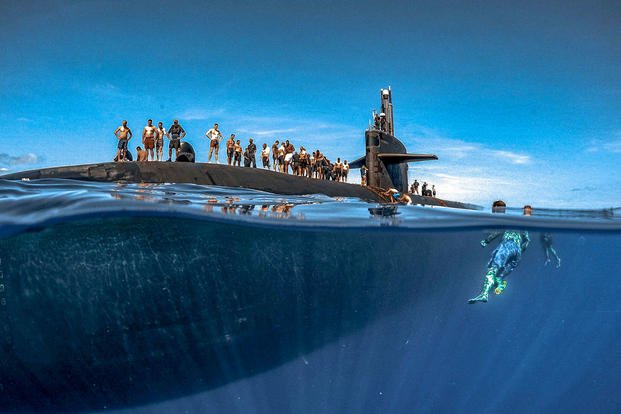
[0,153,40,171]
[178,107,226,121]
[236,128,296,136]
[0,152,38,166]
[490,150,531,164]
[587,139,621,154]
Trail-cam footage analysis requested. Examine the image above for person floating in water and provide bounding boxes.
[468,200,530,304]
[524,204,561,267]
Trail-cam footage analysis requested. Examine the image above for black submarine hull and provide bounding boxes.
[0,162,480,209]
[0,216,485,412]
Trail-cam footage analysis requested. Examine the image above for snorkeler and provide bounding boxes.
[523,205,562,268]
[468,200,530,304]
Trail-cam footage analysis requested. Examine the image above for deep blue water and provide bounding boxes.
[0,179,619,413]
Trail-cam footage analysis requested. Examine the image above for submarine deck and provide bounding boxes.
[1,162,480,209]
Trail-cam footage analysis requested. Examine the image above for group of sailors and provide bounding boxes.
[410,179,436,197]
[113,119,351,182]
[113,119,185,162]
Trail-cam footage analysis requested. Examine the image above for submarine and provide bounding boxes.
[0,90,484,412]
[0,89,479,210]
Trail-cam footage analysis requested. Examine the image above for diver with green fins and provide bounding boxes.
[468,201,560,304]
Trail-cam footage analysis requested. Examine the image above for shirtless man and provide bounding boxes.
[333,158,343,181]
[142,119,157,161]
[233,139,242,166]
[342,160,349,182]
[166,119,186,161]
[136,146,149,161]
[114,120,132,162]
[382,188,412,205]
[299,146,309,177]
[283,140,295,174]
[315,150,325,179]
[277,142,286,172]
[271,140,279,171]
[206,123,224,163]
[155,122,166,161]
[226,134,236,165]
[309,151,316,178]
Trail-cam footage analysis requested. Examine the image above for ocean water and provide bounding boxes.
[0,179,619,413]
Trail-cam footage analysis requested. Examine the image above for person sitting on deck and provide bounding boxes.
[381,188,412,205]
[136,146,148,161]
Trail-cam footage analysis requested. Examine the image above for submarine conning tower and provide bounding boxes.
[350,87,438,193]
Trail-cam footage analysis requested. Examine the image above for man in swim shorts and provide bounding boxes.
[333,158,343,181]
[299,146,308,176]
[283,140,295,174]
[246,138,257,168]
[206,123,223,163]
[261,143,270,169]
[226,134,236,165]
[166,119,186,161]
[155,122,166,161]
[114,120,132,162]
[233,139,242,166]
[142,119,157,161]
[277,142,286,172]
[468,200,531,304]
[271,140,279,171]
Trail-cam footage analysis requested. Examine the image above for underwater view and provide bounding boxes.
[0,179,619,413]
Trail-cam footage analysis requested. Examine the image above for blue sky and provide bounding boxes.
[1,0,620,208]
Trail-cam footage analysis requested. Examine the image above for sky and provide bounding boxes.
[1,0,620,208]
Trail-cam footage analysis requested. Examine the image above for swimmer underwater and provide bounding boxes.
[468,202,561,304]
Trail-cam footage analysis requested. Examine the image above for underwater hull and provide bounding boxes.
[0,216,475,412]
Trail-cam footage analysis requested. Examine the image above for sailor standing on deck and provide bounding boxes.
[166,119,186,162]
[114,120,132,162]
[142,119,157,161]
[246,138,257,168]
[261,143,270,169]
[206,123,224,163]
[272,140,280,171]
[155,122,166,161]
[225,134,236,165]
